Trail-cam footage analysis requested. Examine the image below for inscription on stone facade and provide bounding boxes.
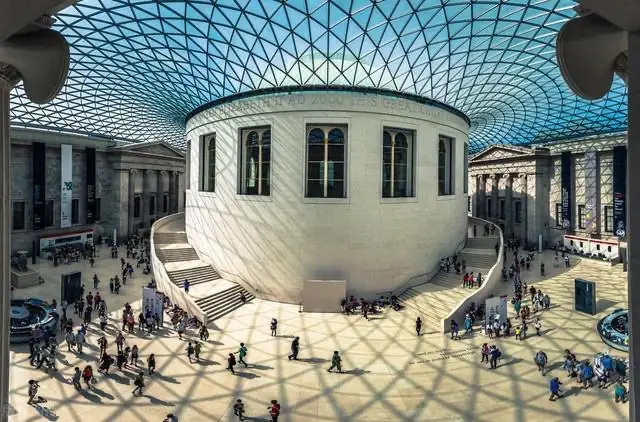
[212,93,466,127]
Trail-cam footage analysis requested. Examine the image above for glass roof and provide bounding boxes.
[9,0,628,151]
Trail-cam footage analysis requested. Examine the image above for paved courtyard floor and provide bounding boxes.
[8,248,629,422]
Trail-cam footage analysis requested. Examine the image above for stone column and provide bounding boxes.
[475,175,484,218]
[128,169,136,235]
[0,78,15,422]
[519,173,528,242]
[627,30,640,420]
[490,173,499,220]
[504,174,513,239]
[168,171,175,214]
[142,169,151,229]
[116,170,129,240]
[157,170,164,216]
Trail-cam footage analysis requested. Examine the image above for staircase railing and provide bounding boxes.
[151,212,208,325]
[440,216,504,333]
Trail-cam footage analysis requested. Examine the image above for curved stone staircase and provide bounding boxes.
[154,217,254,324]
[399,230,499,333]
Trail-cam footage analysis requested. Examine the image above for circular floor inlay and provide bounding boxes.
[9,306,30,319]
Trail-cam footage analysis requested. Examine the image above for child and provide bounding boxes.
[72,367,82,389]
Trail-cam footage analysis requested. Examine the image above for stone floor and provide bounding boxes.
[8,249,629,422]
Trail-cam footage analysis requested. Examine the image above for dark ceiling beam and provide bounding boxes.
[0,0,77,41]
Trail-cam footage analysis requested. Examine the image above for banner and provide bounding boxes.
[32,142,46,230]
[613,146,627,238]
[583,151,597,234]
[86,148,96,224]
[561,151,572,230]
[485,295,508,325]
[60,144,73,227]
[142,287,165,324]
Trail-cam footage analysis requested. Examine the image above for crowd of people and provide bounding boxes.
[340,295,402,317]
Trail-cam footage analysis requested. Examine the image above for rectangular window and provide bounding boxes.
[163,193,168,213]
[134,196,141,218]
[306,125,347,198]
[438,135,455,196]
[44,199,55,227]
[382,128,415,198]
[467,196,472,212]
[555,203,562,227]
[499,198,505,220]
[578,204,586,229]
[240,126,271,196]
[463,143,468,193]
[514,200,522,224]
[95,198,102,222]
[12,201,25,231]
[604,205,614,233]
[71,198,79,224]
[150,195,156,215]
[200,133,216,192]
[487,197,492,218]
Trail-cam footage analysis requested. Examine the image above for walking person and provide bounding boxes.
[270,318,278,336]
[82,366,94,389]
[194,341,202,363]
[233,399,245,420]
[288,337,300,360]
[534,318,542,336]
[199,325,209,341]
[27,380,39,405]
[237,343,248,367]
[268,399,281,422]
[184,279,190,294]
[130,345,139,366]
[535,350,548,375]
[549,377,563,401]
[75,330,85,354]
[489,346,501,369]
[227,353,237,374]
[147,354,156,375]
[480,343,489,363]
[116,331,125,353]
[72,367,82,389]
[327,351,342,373]
[415,317,422,336]
[132,372,145,395]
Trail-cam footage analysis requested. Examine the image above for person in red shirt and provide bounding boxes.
[463,273,469,288]
[268,399,280,422]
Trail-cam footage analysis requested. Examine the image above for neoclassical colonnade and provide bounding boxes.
[474,172,528,241]
[122,168,182,237]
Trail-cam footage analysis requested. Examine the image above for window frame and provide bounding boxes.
[149,194,156,216]
[514,200,522,224]
[438,135,455,196]
[163,193,169,213]
[604,205,614,233]
[487,197,492,218]
[12,201,26,231]
[199,133,216,192]
[555,203,562,227]
[71,198,80,225]
[95,198,102,222]
[134,195,141,219]
[304,124,348,199]
[381,127,416,198]
[578,204,586,229]
[239,126,272,196]
[499,198,505,220]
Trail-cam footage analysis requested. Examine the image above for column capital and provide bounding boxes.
[159,170,167,176]
[129,168,137,175]
[518,173,527,180]
[487,173,497,179]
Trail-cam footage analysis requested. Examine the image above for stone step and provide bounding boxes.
[156,248,199,263]
[167,266,221,287]
[465,237,499,249]
[195,285,255,323]
[154,232,188,244]
[457,252,496,269]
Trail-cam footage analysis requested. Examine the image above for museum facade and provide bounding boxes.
[185,87,470,302]
[468,134,627,257]
[9,128,186,254]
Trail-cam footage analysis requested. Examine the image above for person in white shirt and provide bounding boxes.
[534,318,542,336]
[100,314,108,330]
[65,331,75,352]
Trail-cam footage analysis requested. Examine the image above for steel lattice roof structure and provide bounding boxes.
[8,0,628,151]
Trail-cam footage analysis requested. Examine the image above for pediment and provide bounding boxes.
[112,141,184,158]
[471,145,532,162]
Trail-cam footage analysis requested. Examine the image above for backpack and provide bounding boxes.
[496,350,502,359]
[229,355,236,365]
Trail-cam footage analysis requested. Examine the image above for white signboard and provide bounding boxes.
[142,287,164,324]
[60,144,73,228]
[485,295,508,325]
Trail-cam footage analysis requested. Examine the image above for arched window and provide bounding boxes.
[382,129,414,198]
[306,126,346,198]
[438,136,454,196]
[241,127,271,196]
[199,133,216,192]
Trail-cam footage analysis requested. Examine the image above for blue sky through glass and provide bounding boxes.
[7,0,628,151]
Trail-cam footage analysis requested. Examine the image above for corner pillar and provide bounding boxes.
[504,174,513,239]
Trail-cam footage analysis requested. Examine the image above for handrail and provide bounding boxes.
[441,216,504,333]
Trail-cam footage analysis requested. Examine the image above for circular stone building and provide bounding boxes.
[185,87,470,303]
